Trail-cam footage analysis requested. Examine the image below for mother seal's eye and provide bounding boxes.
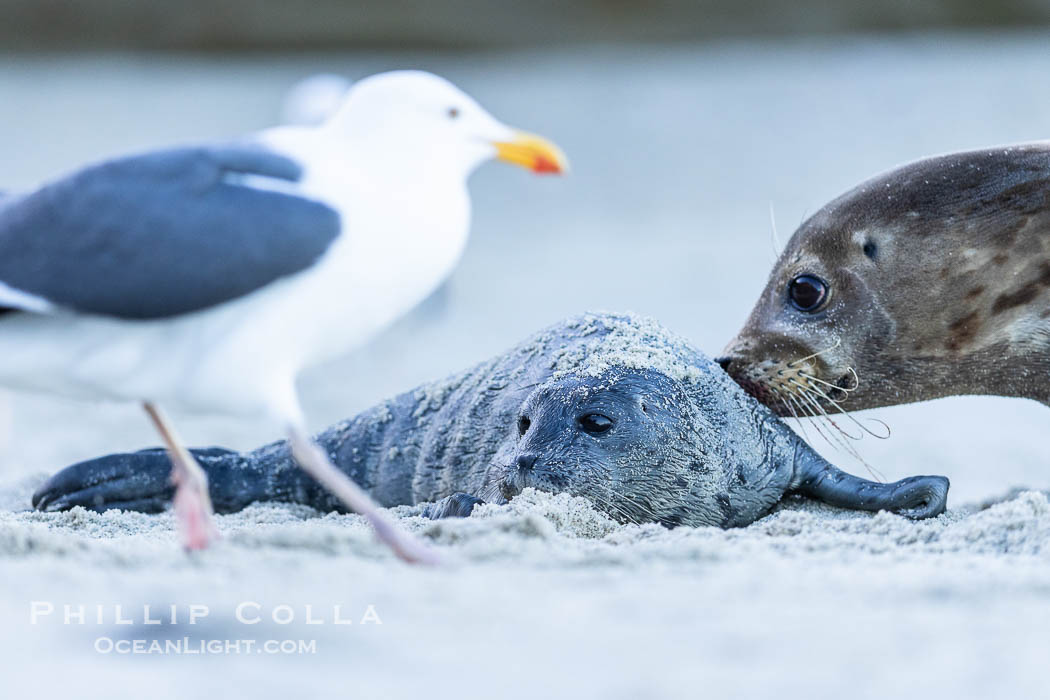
[517,416,531,437]
[788,274,829,312]
[578,413,613,434]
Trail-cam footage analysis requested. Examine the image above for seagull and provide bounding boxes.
[2,70,567,563]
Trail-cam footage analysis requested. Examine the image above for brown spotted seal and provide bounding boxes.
[33,313,948,526]
[719,143,1050,417]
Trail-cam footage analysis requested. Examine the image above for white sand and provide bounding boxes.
[3,36,1050,699]
[3,480,1050,699]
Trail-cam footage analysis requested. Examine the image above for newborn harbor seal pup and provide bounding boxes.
[720,143,1050,415]
[33,313,948,527]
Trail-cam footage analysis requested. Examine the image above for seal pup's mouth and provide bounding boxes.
[497,452,534,501]
[499,473,527,501]
[496,455,573,503]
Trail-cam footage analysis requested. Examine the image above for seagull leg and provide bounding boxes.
[143,402,218,550]
[286,423,441,565]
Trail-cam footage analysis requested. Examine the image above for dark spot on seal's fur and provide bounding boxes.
[993,252,1009,265]
[946,311,981,351]
[992,286,1038,313]
[991,264,1050,314]
[965,286,985,300]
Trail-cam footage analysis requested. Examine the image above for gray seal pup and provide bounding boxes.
[719,143,1050,416]
[33,313,948,527]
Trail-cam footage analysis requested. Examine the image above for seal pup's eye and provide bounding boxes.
[447,107,460,119]
[788,275,829,313]
[578,413,614,435]
[517,416,531,437]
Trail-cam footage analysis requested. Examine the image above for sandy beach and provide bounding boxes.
[1,35,1049,698]
[4,483,1050,698]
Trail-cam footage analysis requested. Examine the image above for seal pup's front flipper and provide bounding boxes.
[422,493,486,519]
[787,443,949,519]
[31,446,288,514]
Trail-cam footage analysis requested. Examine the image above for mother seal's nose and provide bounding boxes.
[714,356,733,372]
[516,454,537,471]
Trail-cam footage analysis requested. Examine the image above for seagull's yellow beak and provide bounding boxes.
[493,131,569,175]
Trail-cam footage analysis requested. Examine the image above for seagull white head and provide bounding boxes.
[323,70,568,180]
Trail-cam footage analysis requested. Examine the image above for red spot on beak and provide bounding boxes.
[533,155,562,174]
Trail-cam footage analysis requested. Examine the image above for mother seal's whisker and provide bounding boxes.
[782,394,818,444]
[795,389,860,444]
[792,387,869,456]
[795,388,889,482]
[781,391,863,463]
[797,370,857,395]
[794,379,891,440]
[786,338,842,369]
[789,381,864,441]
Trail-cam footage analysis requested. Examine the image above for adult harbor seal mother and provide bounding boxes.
[719,143,1050,415]
[33,313,948,527]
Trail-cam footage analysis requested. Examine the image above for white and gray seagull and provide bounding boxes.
[3,70,567,563]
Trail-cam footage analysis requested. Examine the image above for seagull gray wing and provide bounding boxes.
[0,145,341,319]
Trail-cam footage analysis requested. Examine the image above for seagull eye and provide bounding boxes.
[517,416,531,437]
[447,107,460,119]
[577,413,614,435]
[788,275,829,312]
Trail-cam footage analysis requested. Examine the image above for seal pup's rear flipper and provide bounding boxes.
[32,446,269,514]
[788,444,948,520]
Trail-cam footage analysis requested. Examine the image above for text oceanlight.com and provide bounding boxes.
[94,638,318,655]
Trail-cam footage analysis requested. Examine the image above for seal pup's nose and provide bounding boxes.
[516,454,537,472]
[714,356,733,372]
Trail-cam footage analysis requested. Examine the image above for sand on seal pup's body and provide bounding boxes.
[720,143,1050,414]
[35,313,948,528]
